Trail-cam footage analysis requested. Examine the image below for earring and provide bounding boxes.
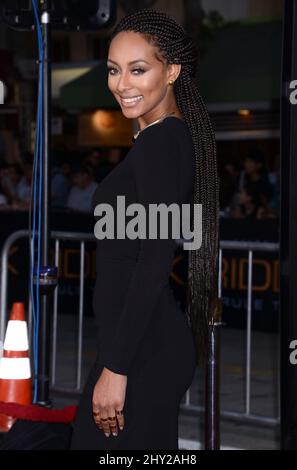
[168,80,174,85]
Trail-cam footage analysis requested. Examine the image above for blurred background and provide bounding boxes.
[0,0,283,450]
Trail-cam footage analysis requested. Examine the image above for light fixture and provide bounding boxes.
[91,110,116,131]
[238,109,251,116]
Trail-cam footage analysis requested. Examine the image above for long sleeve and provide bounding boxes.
[100,123,181,375]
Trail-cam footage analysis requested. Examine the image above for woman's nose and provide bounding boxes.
[116,72,132,94]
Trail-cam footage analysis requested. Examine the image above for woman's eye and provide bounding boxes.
[132,68,145,75]
[107,67,117,75]
[107,67,145,76]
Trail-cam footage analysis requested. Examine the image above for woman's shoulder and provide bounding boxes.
[135,116,191,147]
[126,116,194,174]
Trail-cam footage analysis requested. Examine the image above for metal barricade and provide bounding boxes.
[0,229,94,396]
[179,240,280,426]
[0,230,280,425]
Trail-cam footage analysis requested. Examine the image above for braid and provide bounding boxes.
[110,9,220,364]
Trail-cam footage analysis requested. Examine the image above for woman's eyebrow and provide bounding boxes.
[107,59,150,65]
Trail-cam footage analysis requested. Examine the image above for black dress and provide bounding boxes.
[70,116,197,450]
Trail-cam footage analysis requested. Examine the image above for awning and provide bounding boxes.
[52,64,93,100]
[59,60,119,110]
[199,19,282,108]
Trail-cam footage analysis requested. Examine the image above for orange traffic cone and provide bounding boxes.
[0,302,32,432]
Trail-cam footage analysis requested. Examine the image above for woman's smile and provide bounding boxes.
[119,95,144,107]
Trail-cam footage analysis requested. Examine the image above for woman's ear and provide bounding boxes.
[168,63,181,82]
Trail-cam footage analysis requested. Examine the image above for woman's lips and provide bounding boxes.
[120,95,143,107]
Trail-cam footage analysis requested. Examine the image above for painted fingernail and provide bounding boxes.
[112,432,117,436]
[119,426,123,430]
[105,433,110,437]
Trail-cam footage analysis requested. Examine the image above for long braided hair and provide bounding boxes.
[109,9,220,363]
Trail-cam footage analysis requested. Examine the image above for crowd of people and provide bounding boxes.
[0,154,33,210]
[0,147,124,213]
[219,150,279,220]
[0,146,279,219]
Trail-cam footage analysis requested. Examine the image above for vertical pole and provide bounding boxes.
[36,0,52,406]
[205,299,223,450]
[280,0,297,449]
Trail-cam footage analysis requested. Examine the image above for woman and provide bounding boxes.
[70,8,219,450]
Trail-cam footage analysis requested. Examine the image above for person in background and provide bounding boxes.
[94,147,123,183]
[227,150,274,219]
[219,162,240,216]
[231,185,276,220]
[0,163,23,204]
[1,156,34,209]
[66,164,98,213]
[231,186,262,220]
[0,174,8,208]
[15,160,33,209]
[83,149,102,183]
[51,154,72,209]
[242,150,273,206]
[267,167,280,218]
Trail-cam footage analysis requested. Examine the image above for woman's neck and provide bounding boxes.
[138,108,183,130]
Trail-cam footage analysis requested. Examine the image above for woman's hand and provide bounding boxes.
[92,367,127,437]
